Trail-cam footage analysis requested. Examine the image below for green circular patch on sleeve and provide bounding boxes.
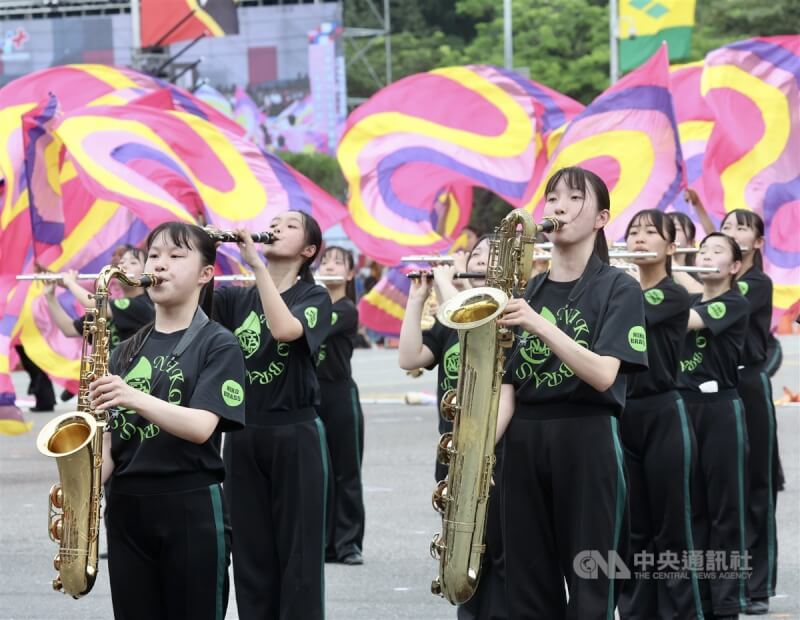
[707,301,726,319]
[331,312,338,326]
[221,379,245,407]
[113,298,131,310]
[304,307,318,328]
[644,288,664,305]
[628,326,647,352]
[737,280,749,295]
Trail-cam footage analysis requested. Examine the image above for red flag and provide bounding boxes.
[141,0,239,48]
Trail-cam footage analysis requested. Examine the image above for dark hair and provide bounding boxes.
[625,209,676,276]
[667,212,696,266]
[544,166,610,263]
[117,222,217,369]
[121,245,147,266]
[721,209,764,270]
[321,245,356,302]
[294,211,323,284]
[699,232,743,288]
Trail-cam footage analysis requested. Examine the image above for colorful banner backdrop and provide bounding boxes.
[668,60,715,218]
[619,0,696,73]
[357,266,411,338]
[0,64,346,424]
[141,0,239,48]
[338,64,546,265]
[700,35,800,320]
[526,45,686,242]
[233,86,266,149]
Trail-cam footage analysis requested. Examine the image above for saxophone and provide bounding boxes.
[36,266,160,598]
[429,209,560,604]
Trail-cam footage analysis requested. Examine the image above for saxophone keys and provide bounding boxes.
[431,480,449,514]
[436,433,454,465]
[49,484,63,509]
[431,577,443,596]
[430,532,444,560]
[52,576,63,592]
[49,516,63,541]
[440,390,458,422]
[53,553,61,571]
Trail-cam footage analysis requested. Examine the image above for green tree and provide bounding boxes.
[278,152,347,201]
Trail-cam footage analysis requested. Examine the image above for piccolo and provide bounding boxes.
[406,271,484,280]
[215,274,346,283]
[204,227,275,244]
[17,273,100,281]
[536,251,659,260]
[400,255,455,264]
[614,262,720,273]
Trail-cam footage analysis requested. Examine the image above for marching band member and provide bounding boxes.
[497,167,648,619]
[92,222,246,619]
[213,211,332,620]
[45,246,155,348]
[398,237,507,620]
[316,245,366,566]
[677,232,750,620]
[618,209,702,619]
[720,209,779,614]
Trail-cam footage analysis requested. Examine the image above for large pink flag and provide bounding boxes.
[526,45,686,242]
[700,35,800,320]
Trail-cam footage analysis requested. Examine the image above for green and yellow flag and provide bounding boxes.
[619,0,696,73]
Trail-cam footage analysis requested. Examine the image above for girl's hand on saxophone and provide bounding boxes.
[498,298,546,334]
[89,375,144,412]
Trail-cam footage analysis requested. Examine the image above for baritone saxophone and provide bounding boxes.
[429,209,561,604]
[36,266,160,598]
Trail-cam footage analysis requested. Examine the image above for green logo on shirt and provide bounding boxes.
[628,326,647,352]
[516,305,590,388]
[113,298,131,310]
[125,357,152,394]
[738,281,749,295]
[644,289,664,305]
[708,301,726,319]
[111,357,160,442]
[221,379,244,406]
[680,332,707,372]
[234,311,262,358]
[305,307,318,328]
[442,342,461,391]
[331,312,338,326]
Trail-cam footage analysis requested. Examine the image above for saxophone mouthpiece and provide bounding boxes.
[538,218,563,234]
[138,274,161,288]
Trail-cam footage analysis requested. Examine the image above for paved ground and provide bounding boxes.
[1,338,798,619]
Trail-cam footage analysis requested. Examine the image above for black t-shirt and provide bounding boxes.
[317,297,358,382]
[422,318,460,406]
[627,277,691,398]
[213,281,332,422]
[503,256,649,417]
[737,267,772,366]
[73,294,155,351]
[677,289,749,392]
[107,322,246,491]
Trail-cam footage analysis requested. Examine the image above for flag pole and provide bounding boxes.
[131,0,141,56]
[503,0,513,70]
[609,0,619,83]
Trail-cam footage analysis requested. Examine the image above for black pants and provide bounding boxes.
[457,438,508,620]
[106,483,231,620]
[14,345,55,409]
[502,414,628,620]
[317,379,365,560]
[738,367,778,599]
[684,391,749,617]
[224,415,328,620]
[618,392,704,620]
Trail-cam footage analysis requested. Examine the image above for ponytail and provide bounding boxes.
[593,231,610,264]
[295,211,323,285]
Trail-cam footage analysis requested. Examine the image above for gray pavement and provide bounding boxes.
[1,339,798,619]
